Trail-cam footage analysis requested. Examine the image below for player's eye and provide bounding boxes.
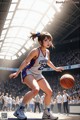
[44,39,47,41]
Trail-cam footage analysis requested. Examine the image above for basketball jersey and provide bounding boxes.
[22,47,49,75]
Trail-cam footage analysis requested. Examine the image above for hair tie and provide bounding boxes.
[36,32,40,37]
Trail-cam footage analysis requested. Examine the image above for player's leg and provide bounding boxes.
[22,75,40,104]
[38,78,52,106]
[14,75,40,119]
[38,78,58,120]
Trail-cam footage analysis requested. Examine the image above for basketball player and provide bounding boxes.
[9,32,64,120]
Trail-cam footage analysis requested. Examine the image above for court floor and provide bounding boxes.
[0,111,80,120]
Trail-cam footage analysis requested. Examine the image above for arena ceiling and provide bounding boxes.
[0,0,80,60]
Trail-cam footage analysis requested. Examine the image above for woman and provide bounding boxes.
[9,32,64,120]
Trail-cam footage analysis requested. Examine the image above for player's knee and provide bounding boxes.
[33,87,40,95]
[46,89,53,96]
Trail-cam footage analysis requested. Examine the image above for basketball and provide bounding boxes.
[60,74,75,89]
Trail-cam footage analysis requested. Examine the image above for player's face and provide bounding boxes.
[43,37,52,48]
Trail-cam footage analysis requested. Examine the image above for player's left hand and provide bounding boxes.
[56,67,64,72]
[9,72,18,79]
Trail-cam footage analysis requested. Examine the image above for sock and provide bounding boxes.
[47,108,50,112]
[20,102,25,107]
[44,104,50,112]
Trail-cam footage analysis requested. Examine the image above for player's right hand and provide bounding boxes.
[9,72,18,79]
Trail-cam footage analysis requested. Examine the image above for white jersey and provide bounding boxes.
[30,47,49,74]
[22,47,49,81]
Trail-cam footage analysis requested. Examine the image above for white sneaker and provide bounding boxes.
[42,109,58,120]
[13,106,27,119]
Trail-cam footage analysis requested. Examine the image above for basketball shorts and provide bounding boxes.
[21,69,44,82]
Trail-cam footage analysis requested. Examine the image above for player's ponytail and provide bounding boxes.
[30,32,40,40]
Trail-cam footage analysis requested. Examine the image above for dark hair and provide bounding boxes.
[30,32,54,47]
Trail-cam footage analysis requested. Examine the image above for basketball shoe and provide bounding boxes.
[42,109,58,120]
[13,105,27,119]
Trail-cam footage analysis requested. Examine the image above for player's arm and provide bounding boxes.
[17,49,38,74]
[9,49,38,79]
[47,50,64,72]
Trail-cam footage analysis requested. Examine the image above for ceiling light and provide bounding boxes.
[12,55,17,60]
